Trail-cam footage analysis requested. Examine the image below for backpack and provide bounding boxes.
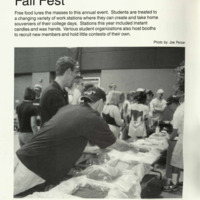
[141,174,163,198]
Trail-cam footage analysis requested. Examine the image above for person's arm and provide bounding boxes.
[112,106,124,127]
[71,89,81,105]
[109,139,138,152]
[110,139,149,153]
[31,116,38,135]
[161,100,167,111]
[122,103,129,122]
[154,101,167,112]
[126,105,132,123]
[149,100,155,112]
[169,129,178,141]
[144,106,150,120]
[85,113,117,149]
[169,105,181,141]
[85,112,149,153]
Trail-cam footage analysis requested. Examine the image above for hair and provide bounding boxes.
[133,91,147,104]
[73,75,83,84]
[166,95,180,106]
[24,87,36,101]
[84,84,94,92]
[146,90,154,97]
[55,56,77,76]
[126,92,131,101]
[126,91,134,101]
[107,91,125,106]
[108,83,117,90]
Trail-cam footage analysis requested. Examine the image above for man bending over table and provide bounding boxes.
[16,87,141,190]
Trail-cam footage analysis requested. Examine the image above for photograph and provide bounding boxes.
[14,47,185,198]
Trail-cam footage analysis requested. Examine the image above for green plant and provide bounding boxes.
[174,62,185,94]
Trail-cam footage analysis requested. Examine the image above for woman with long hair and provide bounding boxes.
[128,91,149,140]
[102,91,125,138]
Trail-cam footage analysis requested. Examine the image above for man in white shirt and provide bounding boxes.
[67,76,85,105]
[150,89,167,123]
[163,94,184,192]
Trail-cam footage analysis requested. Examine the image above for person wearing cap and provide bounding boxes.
[40,56,78,126]
[136,88,145,92]
[149,89,167,123]
[16,87,140,188]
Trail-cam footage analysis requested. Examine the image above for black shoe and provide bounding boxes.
[163,182,178,192]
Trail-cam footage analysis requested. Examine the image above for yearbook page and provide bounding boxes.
[0,0,199,199]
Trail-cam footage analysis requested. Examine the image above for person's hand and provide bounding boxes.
[129,144,139,153]
[83,145,101,154]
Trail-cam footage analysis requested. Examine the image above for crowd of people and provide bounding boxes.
[14,56,184,195]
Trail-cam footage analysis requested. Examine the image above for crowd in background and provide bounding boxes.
[15,76,182,143]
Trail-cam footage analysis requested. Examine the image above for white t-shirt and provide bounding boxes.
[171,102,184,169]
[128,103,149,138]
[172,103,184,134]
[149,98,167,121]
[150,98,167,112]
[68,88,82,105]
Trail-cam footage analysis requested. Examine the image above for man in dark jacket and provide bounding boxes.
[40,56,78,126]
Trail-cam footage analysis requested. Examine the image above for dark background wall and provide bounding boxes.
[15,47,184,73]
[101,69,176,98]
[81,47,184,70]
[14,48,78,74]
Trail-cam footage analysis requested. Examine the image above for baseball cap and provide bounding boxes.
[157,89,164,94]
[81,87,106,102]
[34,84,42,90]
[137,88,145,92]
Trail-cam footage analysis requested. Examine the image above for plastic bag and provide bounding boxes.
[108,159,139,171]
[72,183,109,198]
[81,165,122,181]
[29,172,140,198]
[14,160,45,195]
